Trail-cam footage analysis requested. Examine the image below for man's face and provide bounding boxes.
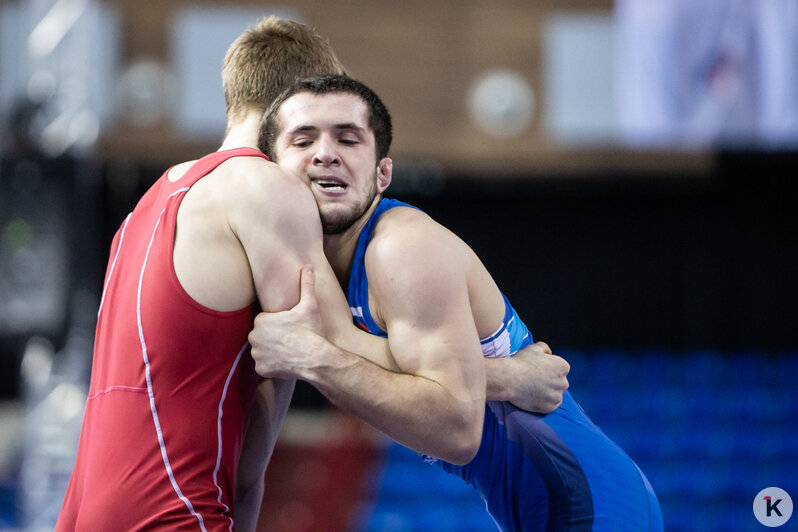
[273,91,391,234]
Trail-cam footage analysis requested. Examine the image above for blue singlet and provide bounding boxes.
[348,198,664,532]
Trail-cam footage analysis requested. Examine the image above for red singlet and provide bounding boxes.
[57,149,267,531]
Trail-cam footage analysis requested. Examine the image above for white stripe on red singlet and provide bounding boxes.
[213,342,249,531]
[137,189,209,531]
[98,212,132,317]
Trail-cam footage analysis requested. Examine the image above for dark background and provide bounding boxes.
[4,150,794,404]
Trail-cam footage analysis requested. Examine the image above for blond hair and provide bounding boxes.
[222,16,346,122]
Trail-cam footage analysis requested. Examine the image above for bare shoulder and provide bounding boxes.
[366,205,472,292]
[368,203,504,335]
[166,159,198,182]
[223,156,309,201]
[214,156,318,226]
[370,205,466,264]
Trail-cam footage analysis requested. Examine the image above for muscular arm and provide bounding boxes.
[327,308,569,413]
[250,215,485,464]
[234,165,561,460]
[227,160,392,358]
[365,223,486,462]
[223,160,367,519]
[227,161,332,313]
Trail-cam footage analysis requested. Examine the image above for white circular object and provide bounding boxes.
[468,69,535,139]
[27,70,57,104]
[754,487,793,527]
[117,59,176,128]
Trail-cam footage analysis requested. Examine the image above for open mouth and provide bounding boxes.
[313,178,347,191]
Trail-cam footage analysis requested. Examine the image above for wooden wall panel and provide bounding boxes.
[100,0,711,176]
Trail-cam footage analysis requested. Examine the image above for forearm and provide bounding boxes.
[484,356,516,402]
[247,264,483,464]
[312,265,400,372]
[328,323,400,373]
[235,379,296,531]
[235,480,264,532]
[299,337,483,465]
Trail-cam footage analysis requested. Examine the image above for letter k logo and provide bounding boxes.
[765,496,783,517]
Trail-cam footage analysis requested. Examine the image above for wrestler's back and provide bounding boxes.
[56,150,265,531]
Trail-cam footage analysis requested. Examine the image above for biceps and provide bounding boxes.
[245,221,329,313]
[233,182,326,313]
[387,317,486,401]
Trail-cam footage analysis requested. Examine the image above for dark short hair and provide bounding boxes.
[259,74,392,161]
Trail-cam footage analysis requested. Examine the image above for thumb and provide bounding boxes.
[299,264,316,304]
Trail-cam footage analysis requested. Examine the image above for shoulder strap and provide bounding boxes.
[346,198,419,336]
[181,147,270,186]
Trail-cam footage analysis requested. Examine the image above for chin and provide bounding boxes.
[320,211,359,234]
[319,197,375,235]
[322,219,356,235]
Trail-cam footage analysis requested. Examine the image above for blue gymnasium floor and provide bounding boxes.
[352,349,798,532]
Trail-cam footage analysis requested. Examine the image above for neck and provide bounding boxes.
[322,196,383,289]
[323,231,360,289]
[218,111,262,151]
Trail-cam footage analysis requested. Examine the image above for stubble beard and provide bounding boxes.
[320,171,379,235]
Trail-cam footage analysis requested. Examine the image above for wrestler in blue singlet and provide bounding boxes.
[348,198,664,532]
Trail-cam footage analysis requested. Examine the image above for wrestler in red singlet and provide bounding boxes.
[57,148,266,531]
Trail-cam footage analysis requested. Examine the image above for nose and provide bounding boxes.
[312,135,340,166]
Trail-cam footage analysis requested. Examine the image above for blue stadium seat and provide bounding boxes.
[354,349,798,532]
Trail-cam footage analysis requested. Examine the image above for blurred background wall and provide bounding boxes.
[0,0,796,531]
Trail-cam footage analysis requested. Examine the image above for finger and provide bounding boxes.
[534,341,552,354]
[300,264,315,292]
[551,355,570,376]
[299,264,315,305]
[248,318,265,349]
[297,264,322,317]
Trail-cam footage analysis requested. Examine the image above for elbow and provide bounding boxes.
[446,442,480,466]
[445,428,481,465]
[441,410,483,465]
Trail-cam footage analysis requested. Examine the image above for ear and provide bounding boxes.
[376,157,392,193]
